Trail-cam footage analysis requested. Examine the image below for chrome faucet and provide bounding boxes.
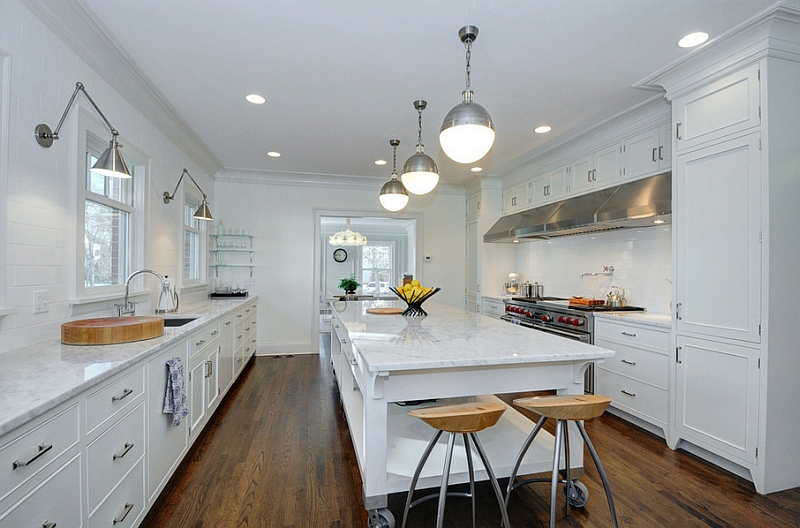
[579,265,615,281]
[116,269,166,316]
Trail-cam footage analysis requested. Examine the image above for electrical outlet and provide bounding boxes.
[33,290,49,314]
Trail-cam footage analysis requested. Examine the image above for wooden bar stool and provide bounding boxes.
[401,401,511,528]
[505,394,618,528]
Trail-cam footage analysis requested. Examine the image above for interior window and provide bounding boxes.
[183,191,206,282]
[361,243,394,294]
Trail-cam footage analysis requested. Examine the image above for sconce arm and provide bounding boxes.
[163,168,207,204]
[37,82,119,147]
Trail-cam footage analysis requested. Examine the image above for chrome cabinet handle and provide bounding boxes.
[113,503,134,525]
[211,330,219,336]
[620,389,636,397]
[621,359,636,365]
[658,145,664,160]
[113,442,134,460]
[196,339,205,346]
[587,171,592,183]
[12,443,53,470]
[676,302,682,320]
[42,522,56,528]
[652,147,657,162]
[111,388,133,402]
[676,346,682,364]
[225,321,232,326]
[676,122,682,140]
[237,334,243,339]
[620,332,636,337]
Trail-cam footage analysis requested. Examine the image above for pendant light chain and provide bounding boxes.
[417,106,424,146]
[392,141,398,175]
[464,38,473,91]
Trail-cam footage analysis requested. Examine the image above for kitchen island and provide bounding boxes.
[329,300,615,526]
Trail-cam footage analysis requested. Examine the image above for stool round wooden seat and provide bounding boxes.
[505,394,618,528]
[401,402,511,528]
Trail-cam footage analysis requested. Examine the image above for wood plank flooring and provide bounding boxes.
[139,354,800,527]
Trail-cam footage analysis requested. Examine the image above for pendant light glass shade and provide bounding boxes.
[439,26,495,164]
[379,139,409,212]
[328,218,367,246]
[401,100,439,195]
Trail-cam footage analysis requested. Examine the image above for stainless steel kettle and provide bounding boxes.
[606,286,627,308]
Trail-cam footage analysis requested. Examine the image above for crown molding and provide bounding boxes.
[21,0,223,177]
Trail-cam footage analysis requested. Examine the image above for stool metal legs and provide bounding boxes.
[576,421,618,528]
[401,430,510,528]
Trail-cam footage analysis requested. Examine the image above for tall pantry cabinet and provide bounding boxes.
[642,4,800,494]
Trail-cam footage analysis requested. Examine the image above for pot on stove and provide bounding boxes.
[520,282,533,297]
[607,286,627,308]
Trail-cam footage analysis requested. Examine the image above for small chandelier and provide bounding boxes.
[328,218,367,246]
[439,25,496,164]
[379,139,409,212]
[401,100,439,195]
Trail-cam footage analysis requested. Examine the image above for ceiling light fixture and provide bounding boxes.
[374,159,387,166]
[35,81,131,178]
[328,218,367,246]
[439,25,495,164]
[534,125,552,134]
[678,32,709,48]
[163,168,213,221]
[401,100,439,195]
[267,151,281,157]
[245,94,266,104]
[379,139,409,212]
[471,167,483,172]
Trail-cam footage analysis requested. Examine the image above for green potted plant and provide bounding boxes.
[338,275,360,295]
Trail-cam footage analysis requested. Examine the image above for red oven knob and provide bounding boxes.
[541,315,551,322]
[526,311,533,318]
[573,319,584,326]
[505,305,512,312]
[565,317,573,325]
[557,316,565,323]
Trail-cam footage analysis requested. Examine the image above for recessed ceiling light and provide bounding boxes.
[374,159,387,166]
[245,94,266,104]
[653,219,665,224]
[267,151,281,157]
[471,167,483,172]
[678,32,709,48]
[534,125,552,134]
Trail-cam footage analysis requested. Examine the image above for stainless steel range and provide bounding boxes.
[502,297,645,392]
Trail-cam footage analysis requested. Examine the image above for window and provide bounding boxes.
[361,243,394,294]
[76,111,146,299]
[183,191,206,283]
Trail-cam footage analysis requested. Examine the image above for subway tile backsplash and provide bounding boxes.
[517,226,672,314]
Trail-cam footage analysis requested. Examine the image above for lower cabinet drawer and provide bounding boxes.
[0,453,83,528]
[598,369,668,425]
[0,404,80,502]
[86,366,144,434]
[595,340,668,389]
[87,402,145,514]
[88,458,145,528]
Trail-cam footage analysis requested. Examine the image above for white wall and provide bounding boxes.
[0,0,213,353]
[516,225,672,314]
[214,173,466,355]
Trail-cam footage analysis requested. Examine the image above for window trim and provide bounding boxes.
[182,186,208,287]
[0,50,10,312]
[74,108,149,301]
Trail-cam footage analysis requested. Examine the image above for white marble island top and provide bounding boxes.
[332,300,615,373]
[0,297,256,438]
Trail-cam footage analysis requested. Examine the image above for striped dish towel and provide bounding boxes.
[163,357,189,426]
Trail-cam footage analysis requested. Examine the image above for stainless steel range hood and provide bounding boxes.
[484,172,671,243]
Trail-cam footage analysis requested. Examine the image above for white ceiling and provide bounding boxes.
[75,0,779,186]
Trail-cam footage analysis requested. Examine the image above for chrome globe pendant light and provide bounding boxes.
[439,25,496,164]
[401,100,439,195]
[379,139,409,212]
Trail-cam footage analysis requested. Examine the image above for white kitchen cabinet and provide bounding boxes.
[188,329,220,440]
[674,335,760,465]
[88,457,145,528]
[501,180,532,214]
[595,318,669,438]
[466,192,481,219]
[466,218,480,312]
[530,165,569,206]
[218,314,235,396]
[146,340,188,502]
[674,62,760,152]
[570,142,622,195]
[480,297,505,320]
[623,122,671,181]
[674,131,762,344]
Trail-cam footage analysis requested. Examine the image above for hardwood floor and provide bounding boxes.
[140,354,800,528]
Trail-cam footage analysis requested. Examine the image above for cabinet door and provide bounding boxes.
[674,132,762,342]
[624,127,660,180]
[674,62,760,152]
[465,218,480,313]
[188,357,207,437]
[592,142,622,188]
[205,346,220,413]
[466,192,481,219]
[147,342,188,501]
[570,156,593,194]
[501,187,516,214]
[674,335,759,464]
[529,172,550,206]
[658,122,671,170]
[218,316,234,394]
[548,165,569,201]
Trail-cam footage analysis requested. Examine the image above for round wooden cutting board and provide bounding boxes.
[61,316,165,345]
[365,307,404,315]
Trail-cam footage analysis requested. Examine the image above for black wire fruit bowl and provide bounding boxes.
[389,286,441,317]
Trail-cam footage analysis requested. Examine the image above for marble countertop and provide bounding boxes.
[331,300,614,373]
[0,297,256,438]
[593,311,672,329]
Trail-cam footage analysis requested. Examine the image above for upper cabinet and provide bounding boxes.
[570,142,623,195]
[674,62,760,152]
[530,165,569,207]
[501,180,533,214]
[624,123,671,181]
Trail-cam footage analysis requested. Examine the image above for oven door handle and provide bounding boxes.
[530,323,590,342]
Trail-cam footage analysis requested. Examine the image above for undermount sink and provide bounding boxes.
[161,317,198,327]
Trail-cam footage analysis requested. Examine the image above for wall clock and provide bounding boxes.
[333,248,348,262]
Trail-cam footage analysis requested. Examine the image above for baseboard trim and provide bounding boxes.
[255,341,316,356]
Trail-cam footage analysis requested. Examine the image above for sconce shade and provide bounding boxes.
[92,137,132,178]
[193,198,213,221]
[164,168,213,221]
